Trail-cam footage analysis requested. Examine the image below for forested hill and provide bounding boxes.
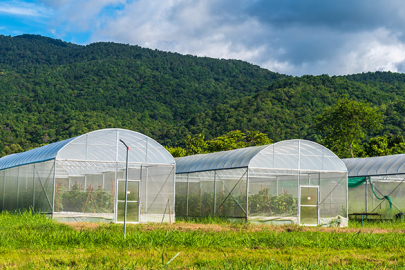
[1,34,405,157]
[0,34,288,155]
[185,75,405,143]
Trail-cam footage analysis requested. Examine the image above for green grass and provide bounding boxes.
[1,211,405,269]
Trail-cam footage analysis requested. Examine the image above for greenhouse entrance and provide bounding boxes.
[300,186,319,225]
[116,179,140,223]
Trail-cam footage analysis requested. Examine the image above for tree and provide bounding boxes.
[184,133,207,155]
[315,97,383,158]
[165,146,187,158]
[363,134,405,157]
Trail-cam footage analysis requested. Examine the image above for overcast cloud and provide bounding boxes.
[6,0,405,76]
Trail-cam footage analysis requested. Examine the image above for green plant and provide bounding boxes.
[175,188,297,218]
[60,183,113,213]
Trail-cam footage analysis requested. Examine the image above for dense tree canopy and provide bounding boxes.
[2,35,405,158]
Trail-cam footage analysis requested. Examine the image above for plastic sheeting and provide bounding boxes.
[343,154,405,177]
[177,139,347,174]
[0,129,175,171]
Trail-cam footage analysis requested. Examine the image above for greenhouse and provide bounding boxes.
[176,139,348,226]
[343,155,405,219]
[0,128,175,223]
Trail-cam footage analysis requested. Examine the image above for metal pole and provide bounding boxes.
[213,171,216,215]
[246,168,249,222]
[16,167,20,210]
[186,173,189,217]
[120,139,129,239]
[365,177,368,214]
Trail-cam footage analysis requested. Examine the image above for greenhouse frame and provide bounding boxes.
[176,139,348,226]
[343,155,405,219]
[0,128,176,223]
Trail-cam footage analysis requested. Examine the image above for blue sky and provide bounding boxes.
[1,0,405,76]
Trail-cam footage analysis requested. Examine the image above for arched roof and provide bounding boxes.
[0,129,174,171]
[176,139,346,173]
[343,154,405,177]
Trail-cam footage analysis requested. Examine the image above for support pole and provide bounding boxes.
[120,139,129,239]
[213,171,217,215]
[365,177,368,214]
[246,168,249,221]
[186,173,189,217]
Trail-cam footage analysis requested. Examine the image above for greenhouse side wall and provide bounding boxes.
[141,165,175,223]
[348,175,405,219]
[318,172,347,225]
[175,168,248,219]
[247,169,299,225]
[52,161,116,222]
[0,160,55,214]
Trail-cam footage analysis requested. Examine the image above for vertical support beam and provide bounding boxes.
[102,173,105,190]
[346,173,349,218]
[138,166,142,223]
[52,160,56,218]
[365,177,368,214]
[246,168,249,221]
[140,165,144,214]
[213,171,217,215]
[114,166,117,222]
[297,140,301,224]
[32,165,36,212]
[2,170,5,211]
[318,184,320,225]
[199,181,202,215]
[124,143,129,238]
[172,166,176,223]
[186,173,189,217]
[16,166,20,210]
[144,167,147,213]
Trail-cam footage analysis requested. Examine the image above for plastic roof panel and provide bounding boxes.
[343,154,405,177]
[0,129,174,171]
[176,139,346,173]
[0,138,76,170]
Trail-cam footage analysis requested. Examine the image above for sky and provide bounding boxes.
[1,0,405,76]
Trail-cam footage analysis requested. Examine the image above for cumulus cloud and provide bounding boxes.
[35,0,405,75]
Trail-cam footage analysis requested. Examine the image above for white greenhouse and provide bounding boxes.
[175,139,348,226]
[344,155,405,219]
[0,128,175,223]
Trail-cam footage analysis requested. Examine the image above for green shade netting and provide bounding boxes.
[348,177,393,211]
[348,177,367,188]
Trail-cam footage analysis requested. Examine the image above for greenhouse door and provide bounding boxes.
[116,180,141,223]
[299,186,319,225]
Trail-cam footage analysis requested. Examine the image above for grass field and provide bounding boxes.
[1,212,405,269]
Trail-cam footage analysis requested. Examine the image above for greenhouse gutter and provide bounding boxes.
[56,159,175,166]
[348,172,405,178]
[176,166,347,174]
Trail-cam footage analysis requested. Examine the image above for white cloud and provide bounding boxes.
[0,1,50,17]
[36,0,405,76]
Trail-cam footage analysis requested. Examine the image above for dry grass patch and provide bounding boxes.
[66,221,405,234]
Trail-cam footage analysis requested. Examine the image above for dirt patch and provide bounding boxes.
[66,222,404,234]
[67,222,102,231]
